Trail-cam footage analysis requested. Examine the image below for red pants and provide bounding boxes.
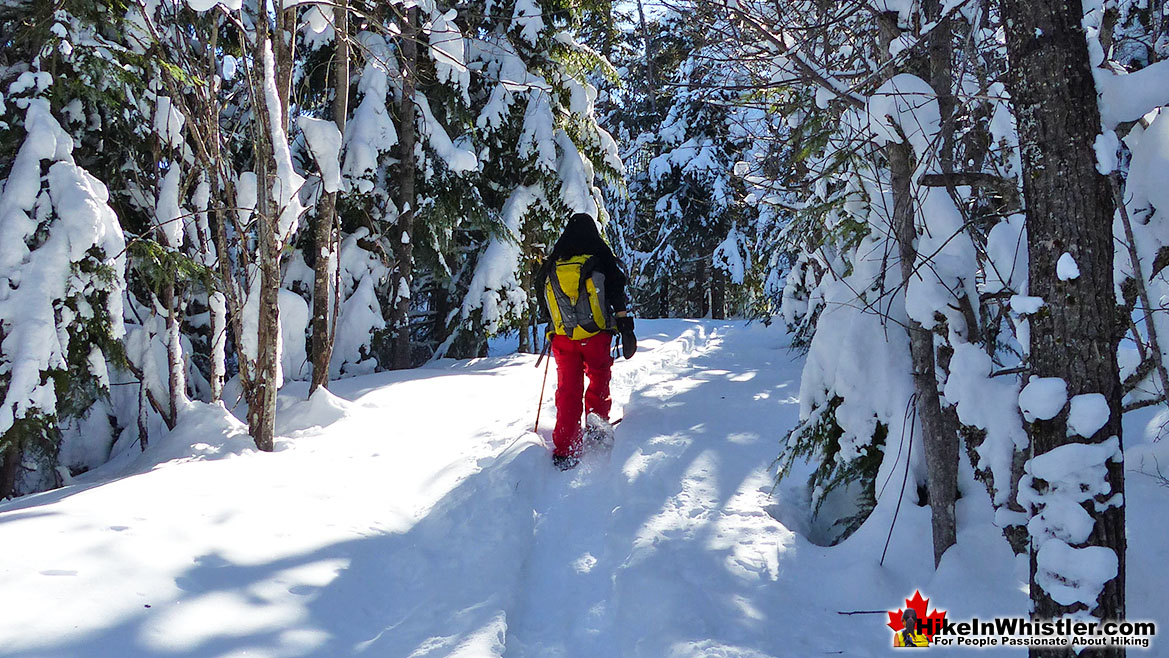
[551,333,613,457]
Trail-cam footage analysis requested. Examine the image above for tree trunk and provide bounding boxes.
[889,139,959,567]
[0,442,19,500]
[600,2,615,60]
[393,6,419,370]
[1001,0,1125,650]
[162,279,185,430]
[518,264,532,353]
[208,291,226,402]
[696,260,709,317]
[138,377,150,452]
[247,18,282,453]
[635,0,659,116]
[310,1,349,395]
[711,263,726,320]
[879,12,958,567]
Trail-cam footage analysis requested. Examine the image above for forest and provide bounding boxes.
[2,0,1167,655]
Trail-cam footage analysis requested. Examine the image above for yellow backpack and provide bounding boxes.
[545,254,613,340]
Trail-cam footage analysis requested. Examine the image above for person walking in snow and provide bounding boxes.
[536,212,635,470]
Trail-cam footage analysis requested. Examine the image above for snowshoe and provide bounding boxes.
[583,413,615,451]
[552,454,581,471]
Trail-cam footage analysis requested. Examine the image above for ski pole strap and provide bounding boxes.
[535,334,551,368]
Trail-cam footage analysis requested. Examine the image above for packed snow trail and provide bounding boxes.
[1,320,1166,657]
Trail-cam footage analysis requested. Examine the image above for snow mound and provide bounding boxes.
[276,387,355,436]
[1067,393,1110,438]
[104,401,255,477]
[1019,377,1067,422]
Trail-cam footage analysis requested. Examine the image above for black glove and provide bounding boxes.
[616,316,636,359]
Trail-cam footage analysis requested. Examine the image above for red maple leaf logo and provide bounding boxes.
[887,590,947,642]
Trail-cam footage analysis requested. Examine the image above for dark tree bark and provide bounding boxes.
[392,6,419,369]
[711,263,726,320]
[0,442,19,500]
[657,277,669,318]
[310,1,349,395]
[1001,0,1125,652]
[696,260,710,318]
[635,0,658,116]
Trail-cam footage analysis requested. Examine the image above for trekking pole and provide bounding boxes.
[534,338,552,432]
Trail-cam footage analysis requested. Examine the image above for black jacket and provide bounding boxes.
[535,213,629,320]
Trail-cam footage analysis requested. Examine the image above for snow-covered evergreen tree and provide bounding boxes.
[596,5,762,319]
[436,0,621,356]
[0,98,126,496]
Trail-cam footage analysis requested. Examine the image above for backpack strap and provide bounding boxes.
[547,263,579,334]
[575,256,603,334]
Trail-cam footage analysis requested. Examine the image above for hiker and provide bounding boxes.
[536,212,635,469]
[894,608,929,647]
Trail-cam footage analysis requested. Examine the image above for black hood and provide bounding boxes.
[550,213,608,261]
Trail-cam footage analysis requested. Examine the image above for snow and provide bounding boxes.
[297,116,342,194]
[279,289,310,382]
[238,267,268,383]
[7,71,53,97]
[330,229,388,378]
[0,320,1073,656]
[512,0,545,45]
[261,44,305,244]
[1095,58,1169,128]
[471,38,543,132]
[1094,130,1119,175]
[1018,377,1068,422]
[234,172,256,229]
[461,185,539,332]
[152,96,185,150]
[1067,393,1110,438]
[154,165,185,247]
[415,92,478,174]
[555,129,599,216]
[943,343,1027,506]
[713,228,747,284]
[303,4,333,47]
[184,0,242,10]
[1035,540,1118,608]
[1026,436,1121,488]
[872,0,914,23]
[1009,294,1044,315]
[1020,433,1122,612]
[902,186,977,331]
[221,55,237,81]
[342,33,399,195]
[277,387,353,435]
[793,233,915,473]
[0,99,125,436]
[1056,252,1080,281]
[208,291,227,393]
[518,92,556,173]
[852,74,940,156]
[426,8,469,99]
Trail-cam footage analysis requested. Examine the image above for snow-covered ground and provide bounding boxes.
[0,320,1165,657]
